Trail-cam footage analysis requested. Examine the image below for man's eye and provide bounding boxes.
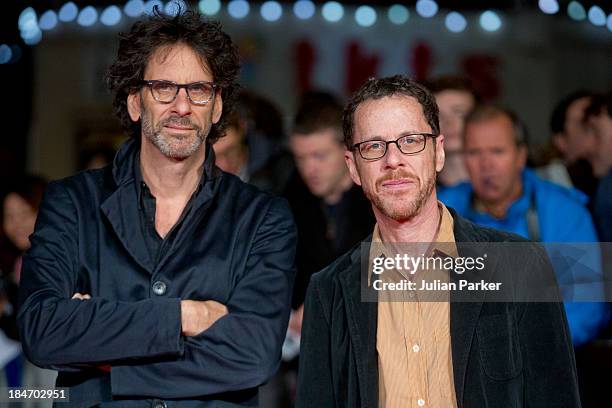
[366,142,384,150]
[155,83,175,92]
[189,84,208,94]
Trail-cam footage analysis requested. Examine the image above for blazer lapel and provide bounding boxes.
[449,212,500,407]
[100,182,154,274]
[97,138,154,274]
[339,244,378,408]
[450,294,482,407]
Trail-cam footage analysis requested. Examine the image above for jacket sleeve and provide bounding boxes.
[108,197,297,398]
[18,181,184,370]
[295,275,336,407]
[521,247,582,408]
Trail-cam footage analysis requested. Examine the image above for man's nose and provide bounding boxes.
[479,153,496,172]
[383,143,405,168]
[303,162,318,179]
[171,88,192,116]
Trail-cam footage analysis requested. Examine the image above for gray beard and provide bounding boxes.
[141,110,208,160]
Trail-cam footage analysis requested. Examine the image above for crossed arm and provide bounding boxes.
[18,182,296,396]
[72,293,227,338]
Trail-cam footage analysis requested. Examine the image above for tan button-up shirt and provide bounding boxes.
[371,203,458,408]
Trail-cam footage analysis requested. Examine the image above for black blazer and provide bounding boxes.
[18,139,297,407]
[296,210,581,408]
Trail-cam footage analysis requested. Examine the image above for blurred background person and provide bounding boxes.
[429,76,479,187]
[264,91,374,406]
[285,91,374,312]
[213,109,250,180]
[0,272,22,393]
[213,90,294,195]
[1,175,55,406]
[548,91,599,202]
[577,91,612,408]
[585,92,612,242]
[2,175,47,286]
[438,104,608,347]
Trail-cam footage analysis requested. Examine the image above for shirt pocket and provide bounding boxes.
[476,314,523,381]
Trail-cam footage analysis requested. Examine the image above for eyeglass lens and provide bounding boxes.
[359,134,426,159]
[150,81,214,104]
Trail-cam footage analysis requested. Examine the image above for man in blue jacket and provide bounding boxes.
[439,104,608,346]
[18,10,296,407]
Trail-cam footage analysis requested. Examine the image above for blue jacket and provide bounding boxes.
[439,169,609,346]
[18,138,297,406]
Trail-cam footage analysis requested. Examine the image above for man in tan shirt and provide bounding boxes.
[296,75,580,407]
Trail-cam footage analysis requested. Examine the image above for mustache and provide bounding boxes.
[376,170,419,187]
[479,176,498,189]
[160,116,199,130]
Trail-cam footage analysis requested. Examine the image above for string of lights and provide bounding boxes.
[2,0,610,65]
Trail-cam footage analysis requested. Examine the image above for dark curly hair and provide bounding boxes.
[105,8,240,143]
[342,75,440,149]
[550,90,592,135]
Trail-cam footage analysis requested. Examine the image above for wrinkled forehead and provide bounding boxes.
[354,95,430,136]
[144,42,212,78]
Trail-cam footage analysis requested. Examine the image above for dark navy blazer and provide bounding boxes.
[18,138,297,407]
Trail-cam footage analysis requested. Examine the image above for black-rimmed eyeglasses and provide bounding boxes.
[140,80,217,105]
[351,133,438,161]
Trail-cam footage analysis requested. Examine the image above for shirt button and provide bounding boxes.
[152,281,167,296]
[417,398,425,406]
[412,344,420,353]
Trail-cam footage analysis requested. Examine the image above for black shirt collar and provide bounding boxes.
[134,142,216,207]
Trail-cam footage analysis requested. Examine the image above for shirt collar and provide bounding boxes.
[134,142,216,206]
[368,202,457,285]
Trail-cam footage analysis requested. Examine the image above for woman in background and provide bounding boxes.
[1,175,55,407]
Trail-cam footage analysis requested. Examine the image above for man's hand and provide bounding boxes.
[72,293,91,300]
[288,304,304,336]
[180,300,228,337]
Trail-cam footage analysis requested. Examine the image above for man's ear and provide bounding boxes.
[435,134,446,173]
[552,132,566,155]
[127,92,141,122]
[344,149,362,186]
[212,90,223,124]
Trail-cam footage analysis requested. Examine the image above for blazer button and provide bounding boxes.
[152,400,167,408]
[152,281,167,296]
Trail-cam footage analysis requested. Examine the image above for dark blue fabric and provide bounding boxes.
[4,354,23,387]
[18,138,297,406]
[594,169,612,243]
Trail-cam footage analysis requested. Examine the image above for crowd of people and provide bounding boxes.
[1,7,611,408]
